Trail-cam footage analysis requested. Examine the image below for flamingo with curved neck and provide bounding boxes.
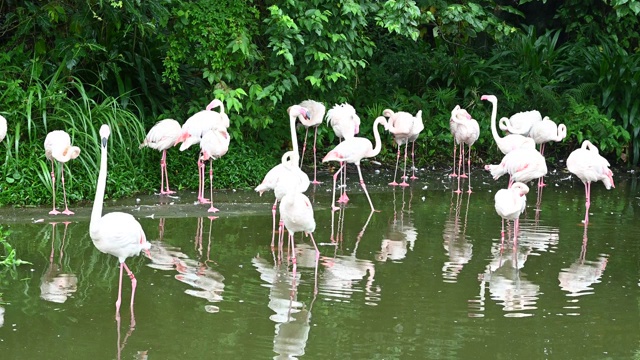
[322,116,387,212]
[481,95,536,154]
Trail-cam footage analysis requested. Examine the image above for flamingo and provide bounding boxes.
[494,182,529,243]
[297,100,326,184]
[498,110,542,136]
[407,110,424,180]
[0,115,6,143]
[449,105,472,177]
[44,130,80,215]
[200,128,231,213]
[176,99,229,203]
[528,116,567,187]
[383,109,421,186]
[90,124,150,319]
[566,140,614,225]
[485,147,548,188]
[322,116,387,212]
[449,106,480,193]
[279,190,319,277]
[481,95,536,155]
[255,105,311,247]
[326,103,361,203]
[140,119,182,195]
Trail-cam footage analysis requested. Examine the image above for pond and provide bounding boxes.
[0,167,639,359]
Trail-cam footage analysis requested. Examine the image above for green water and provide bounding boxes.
[0,171,639,359]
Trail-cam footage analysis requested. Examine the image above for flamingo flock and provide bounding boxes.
[0,93,616,319]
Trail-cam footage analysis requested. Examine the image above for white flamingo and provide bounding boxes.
[383,109,422,186]
[44,130,81,215]
[200,128,231,213]
[485,147,548,188]
[481,95,536,155]
[449,106,480,193]
[499,110,542,136]
[140,118,182,195]
[90,124,150,318]
[326,103,361,203]
[494,182,529,243]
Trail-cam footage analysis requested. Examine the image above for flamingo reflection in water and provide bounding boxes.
[558,227,608,306]
[377,187,417,262]
[441,191,473,283]
[321,211,380,305]
[40,222,78,304]
[252,249,318,359]
[473,242,541,317]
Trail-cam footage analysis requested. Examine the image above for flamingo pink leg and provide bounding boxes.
[410,141,418,180]
[455,143,464,194]
[160,150,176,195]
[115,261,137,318]
[399,143,410,187]
[197,156,210,204]
[537,144,547,188]
[356,164,376,212]
[389,146,401,186]
[584,181,591,224]
[450,141,458,177]
[466,146,473,193]
[330,164,345,211]
[311,127,321,185]
[49,161,60,215]
[300,127,309,168]
[338,162,349,203]
[459,143,468,178]
[270,198,279,249]
[207,160,219,213]
[289,231,297,280]
[60,164,74,215]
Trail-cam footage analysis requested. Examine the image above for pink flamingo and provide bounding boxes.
[90,124,151,319]
[176,99,229,203]
[449,105,472,177]
[44,130,81,215]
[0,115,6,143]
[383,109,422,186]
[498,110,542,136]
[140,119,182,195]
[529,117,567,187]
[566,140,614,225]
[481,95,536,155]
[449,106,479,193]
[494,182,529,244]
[297,100,326,184]
[200,128,231,213]
[322,116,387,212]
[485,147,547,188]
[326,103,361,203]
[255,105,311,247]
[279,190,319,277]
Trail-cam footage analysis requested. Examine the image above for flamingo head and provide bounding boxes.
[480,95,496,103]
[206,99,223,111]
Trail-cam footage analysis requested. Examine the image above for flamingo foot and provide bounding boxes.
[49,209,60,215]
[337,193,349,203]
[454,189,462,194]
[207,206,219,213]
[160,190,176,195]
[388,181,399,186]
[198,197,211,204]
[466,189,473,194]
[62,209,75,215]
[449,173,458,177]
[399,181,409,187]
[410,175,418,180]
[331,206,340,212]
[459,174,468,178]
[311,180,322,185]
[538,182,547,188]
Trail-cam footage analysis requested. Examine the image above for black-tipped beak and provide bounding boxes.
[101,137,107,147]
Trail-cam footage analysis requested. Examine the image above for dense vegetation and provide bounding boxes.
[0,0,638,207]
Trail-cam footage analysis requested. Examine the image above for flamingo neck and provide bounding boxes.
[289,113,300,163]
[489,100,502,142]
[369,118,385,157]
[90,139,107,240]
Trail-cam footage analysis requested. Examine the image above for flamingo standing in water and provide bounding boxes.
[485,147,548,188]
[449,105,472,177]
[322,116,387,212]
[176,99,229,203]
[199,128,231,213]
[566,140,614,225]
[449,106,479,193]
[255,105,311,247]
[90,124,150,319]
[279,189,319,277]
[383,109,422,186]
[44,130,81,215]
[140,119,182,195]
[326,103,361,203]
[481,95,536,155]
[494,182,529,243]
[297,100,326,184]
[528,117,567,187]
